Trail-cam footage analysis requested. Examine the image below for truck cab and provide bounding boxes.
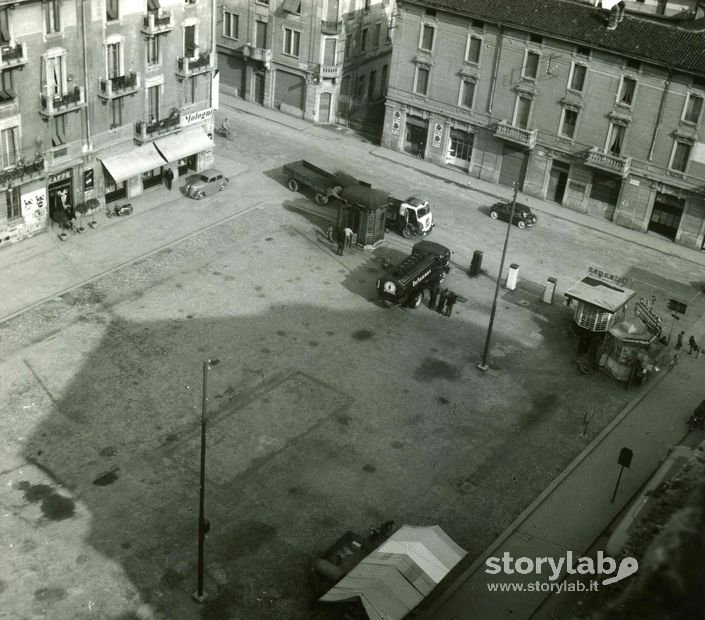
[387,197,434,238]
[377,241,451,308]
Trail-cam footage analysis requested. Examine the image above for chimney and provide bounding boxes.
[607,1,626,30]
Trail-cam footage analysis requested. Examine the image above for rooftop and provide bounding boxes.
[407,0,705,74]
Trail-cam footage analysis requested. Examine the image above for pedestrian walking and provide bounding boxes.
[428,284,439,309]
[688,335,697,354]
[344,226,353,248]
[444,291,458,317]
[164,167,174,191]
[676,331,684,350]
[336,227,345,256]
[326,225,334,242]
[437,288,448,314]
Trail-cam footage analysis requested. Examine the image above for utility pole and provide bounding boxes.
[478,182,519,371]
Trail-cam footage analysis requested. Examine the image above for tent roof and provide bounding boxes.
[319,525,466,620]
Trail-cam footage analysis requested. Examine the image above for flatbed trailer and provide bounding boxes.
[282,160,344,205]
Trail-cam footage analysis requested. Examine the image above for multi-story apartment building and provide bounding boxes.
[216,0,394,129]
[381,0,705,250]
[0,0,217,248]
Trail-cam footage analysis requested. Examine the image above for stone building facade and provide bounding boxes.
[381,0,705,250]
[0,0,217,248]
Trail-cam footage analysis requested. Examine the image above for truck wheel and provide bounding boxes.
[288,178,300,192]
[315,193,329,205]
[410,291,423,308]
[402,224,414,239]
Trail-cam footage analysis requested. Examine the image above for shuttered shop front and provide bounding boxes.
[274,70,304,110]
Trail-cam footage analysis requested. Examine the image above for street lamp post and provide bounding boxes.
[192,358,219,603]
[478,182,519,371]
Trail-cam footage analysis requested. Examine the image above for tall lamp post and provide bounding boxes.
[478,183,519,371]
[192,358,219,603]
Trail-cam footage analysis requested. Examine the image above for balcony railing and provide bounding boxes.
[0,42,27,68]
[0,156,45,188]
[176,52,213,77]
[494,120,537,149]
[321,20,342,35]
[141,10,173,35]
[242,44,272,69]
[585,147,631,177]
[39,85,85,117]
[135,109,181,142]
[99,72,140,99]
[318,64,342,79]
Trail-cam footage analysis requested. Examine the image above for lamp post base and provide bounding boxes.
[192,590,208,603]
[477,362,490,372]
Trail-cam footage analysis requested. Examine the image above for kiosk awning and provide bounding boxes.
[99,143,166,183]
[564,276,636,313]
[153,127,214,163]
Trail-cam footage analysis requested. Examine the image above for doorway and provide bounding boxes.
[648,193,683,241]
[447,129,474,170]
[318,92,331,123]
[498,143,528,189]
[254,72,265,105]
[404,116,428,157]
[547,161,570,204]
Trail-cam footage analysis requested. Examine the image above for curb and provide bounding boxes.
[221,100,311,133]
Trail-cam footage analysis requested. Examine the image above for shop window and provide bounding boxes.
[223,11,239,39]
[682,94,703,125]
[670,140,692,173]
[283,28,300,57]
[414,66,429,95]
[147,36,160,65]
[559,108,578,139]
[0,126,17,168]
[106,0,119,22]
[459,78,475,109]
[569,63,586,92]
[618,77,636,106]
[45,0,60,34]
[6,187,20,220]
[51,115,66,147]
[466,36,481,64]
[419,24,435,51]
[523,50,539,80]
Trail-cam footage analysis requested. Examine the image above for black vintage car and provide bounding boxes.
[489,201,537,229]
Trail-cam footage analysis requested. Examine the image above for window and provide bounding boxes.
[256,0,269,4]
[373,23,380,49]
[682,94,704,125]
[45,0,60,34]
[523,51,539,79]
[356,75,365,99]
[42,54,66,97]
[283,28,300,57]
[466,36,481,64]
[569,64,586,92]
[223,11,239,39]
[576,46,591,57]
[670,140,691,173]
[147,36,160,65]
[106,0,119,21]
[471,19,484,29]
[0,69,14,98]
[460,79,475,108]
[618,77,636,106]
[559,108,578,139]
[185,76,196,105]
[0,8,10,45]
[420,24,434,51]
[282,0,300,14]
[0,126,17,168]
[345,34,352,59]
[51,115,66,147]
[414,66,429,95]
[361,27,368,52]
[148,84,160,121]
[111,99,122,128]
[255,20,267,49]
[607,123,625,156]
[106,42,122,79]
[184,24,197,57]
[425,8,436,16]
[368,70,376,99]
[625,58,641,71]
[6,188,20,220]
[381,64,388,95]
[515,95,532,128]
[529,33,543,44]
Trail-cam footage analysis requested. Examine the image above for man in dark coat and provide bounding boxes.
[437,288,448,313]
[429,284,439,309]
[444,291,458,317]
[164,167,174,190]
[336,227,345,256]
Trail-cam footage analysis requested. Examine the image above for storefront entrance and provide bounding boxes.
[648,192,683,241]
[498,143,528,189]
[177,155,197,177]
[446,129,474,170]
[404,116,428,157]
[547,161,570,204]
[48,169,74,220]
[142,167,163,190]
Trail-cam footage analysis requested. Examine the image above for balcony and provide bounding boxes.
[494,120,537,149]
[585,147,631,177]
[321,20,342,35]
[241,44,272,69]
[141,10,173,35]
[0,156,45,189]
[98,72,140,100]
[0,42,28,69]
[134,109,181,142]
[39,86,85,117]
[317,64,342,80]
[176,52,214,78]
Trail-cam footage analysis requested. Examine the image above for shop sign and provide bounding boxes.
[84,169,94,192]
[432,123,443,148]
[635,298,662,335]
[21,187,47,218]
[181,108,214,127]
[48,169,72,184]
[588,266,629,287]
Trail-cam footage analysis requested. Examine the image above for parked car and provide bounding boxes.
[185,169,229,199]
[489,201,537,229]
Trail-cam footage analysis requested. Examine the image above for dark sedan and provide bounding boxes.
[489,201,537,229]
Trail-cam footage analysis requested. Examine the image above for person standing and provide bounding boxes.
[688,335,697,354]
[344,226,353,248]
[429,284,439,310]
[437,288,448,314]
[164,167,174,191]
[676,331,684,351]
[444,292,458,317]
[336,227,345,256]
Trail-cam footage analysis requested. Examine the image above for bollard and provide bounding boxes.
[468,250,483,278]
[506,263,519,291]
[542,277,557,304]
